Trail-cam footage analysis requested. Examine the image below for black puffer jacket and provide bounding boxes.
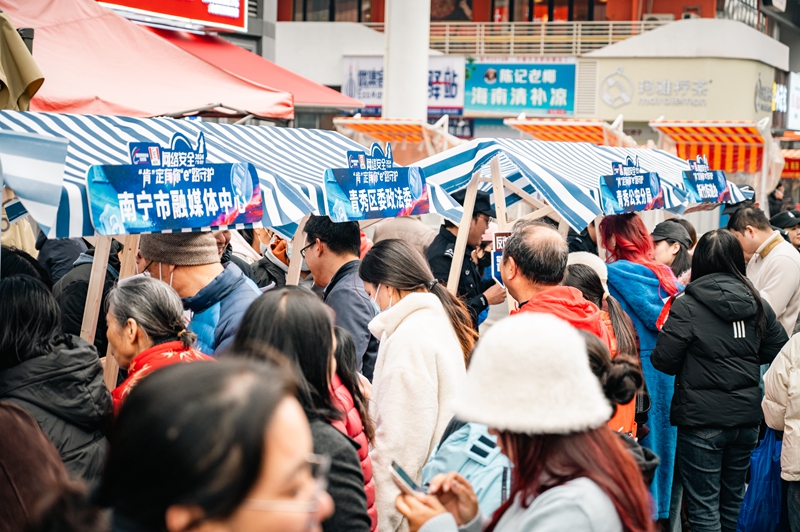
[0,336,113,483]
[652,273,788,428]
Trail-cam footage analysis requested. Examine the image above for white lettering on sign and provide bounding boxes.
[493,232,512,251]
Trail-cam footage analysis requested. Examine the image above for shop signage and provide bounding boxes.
[99,0,247,32]
[682,156,730,204]
[599,157,665,214]
[341,56,465,116]
[491,231,511,286]
[323,143,430,222]
[788,73,800,130]
[464,56,576,116]
[86,132,263,235]
[600,67,709,109]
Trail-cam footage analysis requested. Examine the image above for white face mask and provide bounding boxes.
[370,284,392,314]
[158,262,174,287]
[286,243,310,272]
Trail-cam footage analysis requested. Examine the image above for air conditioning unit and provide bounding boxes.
[681,12,701,19]
[644,13,675,21]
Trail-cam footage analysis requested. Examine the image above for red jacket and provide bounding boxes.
[513,286,613,352]
[112,341,213,415]
[330,373,376,531]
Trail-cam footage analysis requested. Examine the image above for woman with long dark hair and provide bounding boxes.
[650,220,693,283]
[0,276,111,483]
[396,313,654,532]
[230,288,372,532]
[599,213,680,521]
[359,239,472,532]
[652,229,787,531]
[564,263,641,437]
[331,326,378,530]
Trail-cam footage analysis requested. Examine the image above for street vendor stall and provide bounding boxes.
[504,115,638,148]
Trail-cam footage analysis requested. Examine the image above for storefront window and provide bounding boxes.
[549,0,569,21]
[492,0,510,21]
[306,0,330,20]
[334,0,358,21]
[362,0,372,22]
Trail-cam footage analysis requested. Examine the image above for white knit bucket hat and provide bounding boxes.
[454,312,612,434]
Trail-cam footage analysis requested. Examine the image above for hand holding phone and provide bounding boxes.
[390,461,426,499]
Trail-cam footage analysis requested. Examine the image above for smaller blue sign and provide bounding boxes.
[325,143,430,222]
[491,231,511,287]
[599,156,665,215]
[682,155,731,204]
[87,133,263,235]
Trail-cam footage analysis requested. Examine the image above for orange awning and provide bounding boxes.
[503,118,637,147]
[782,150,800,178]
[650,120,765,174]
[334,117,430,143]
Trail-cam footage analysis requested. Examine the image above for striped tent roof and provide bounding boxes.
[782,149,800,178]
[650,120,765,174]
[416,139,750,231]
[503,118,637,147]
[0,112,461,238]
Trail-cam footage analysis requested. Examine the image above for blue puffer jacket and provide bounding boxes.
[183,264,261,357]
[607,259,679,521]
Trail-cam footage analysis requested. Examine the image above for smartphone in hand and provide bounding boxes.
[390,461,426,499]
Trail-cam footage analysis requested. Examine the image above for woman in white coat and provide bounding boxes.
[359,239,476,532]
[762,334,800,530]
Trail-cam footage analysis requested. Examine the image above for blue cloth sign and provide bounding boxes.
[491,231,511,287]
[599,157,665,214]
[324,143,430,222]
[682,155,731,204]
[86,133,263,235]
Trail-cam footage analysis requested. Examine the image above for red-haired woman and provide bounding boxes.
[600,213,680,522]
[395,313,654,532]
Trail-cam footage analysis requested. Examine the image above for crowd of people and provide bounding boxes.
[2,190,800,532]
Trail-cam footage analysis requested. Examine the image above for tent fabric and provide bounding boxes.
[0,111,461,238]
[650,120,765,174]
[0,0,294,120]
[503,118,636,148]
[0,12,43,111]
[782,149,800,178]
[0,130,68,236]
[150,28,363,111]
[417,138,750,232]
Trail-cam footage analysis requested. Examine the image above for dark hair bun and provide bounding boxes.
[603,359,642,406]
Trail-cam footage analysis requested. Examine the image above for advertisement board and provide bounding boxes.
[86,133,263,235]
[323,143,430,222]
[788,72,800,131]
[682,156,731,204]
[99,0,247,32]
[464,56,576,117]
[341,56,465,116]
[491,231,511,286]
[599,157,665,214]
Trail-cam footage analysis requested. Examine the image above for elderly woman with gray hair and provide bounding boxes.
[106,275,213,414]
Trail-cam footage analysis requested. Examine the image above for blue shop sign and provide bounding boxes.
[464,57,576,116]
[86,133,263,235]
[682,155,731,204]
[599,156,665,214]
[324,143,430,222]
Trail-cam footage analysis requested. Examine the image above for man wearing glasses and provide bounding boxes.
[302,215,380,381]
[426,190,506,331]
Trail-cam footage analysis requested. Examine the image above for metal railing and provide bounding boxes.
[364,20,672,56]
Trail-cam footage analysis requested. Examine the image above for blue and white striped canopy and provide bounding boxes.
[417,138,750,231]
[0,112,461,238]
[0,130,69,237]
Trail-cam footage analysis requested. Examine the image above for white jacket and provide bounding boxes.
[368,293,467,532]
[747,231,800,335]
[762,333,800,481]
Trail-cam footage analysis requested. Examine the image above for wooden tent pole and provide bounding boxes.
[102,234,140,391]
[447,171,480,295]
[80,236,112,347]
[489,156,516,314]
[286,214,310,286]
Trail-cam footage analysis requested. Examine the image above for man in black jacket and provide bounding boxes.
[426,190,506,330]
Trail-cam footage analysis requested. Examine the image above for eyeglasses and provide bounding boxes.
[299,241,317,259]
[242,453,330,513]
[477,214,493,225]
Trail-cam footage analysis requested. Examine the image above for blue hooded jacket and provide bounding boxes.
[607,259,679,520]
[182,264,261,357]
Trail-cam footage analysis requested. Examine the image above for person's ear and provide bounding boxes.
[126,318,139,345]
[165,505,210,532]
[671,242,681,256]
[315,239,325,257]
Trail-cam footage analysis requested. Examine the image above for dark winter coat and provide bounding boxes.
[0,336,113,483]
[652,272,788,428]
[35,233,87,284]
[53,243,123,355]
[310,418,371,532]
